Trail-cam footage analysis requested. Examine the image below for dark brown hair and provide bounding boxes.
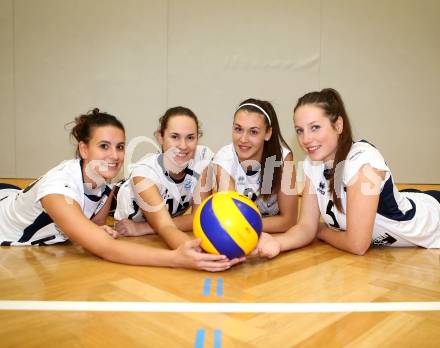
[70,108,125,158]
[294,88,353,211]
[235,98,292,199]
[156,106,202,137]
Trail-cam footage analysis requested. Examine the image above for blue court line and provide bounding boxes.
[203,278,211,297]
[194,329,205,348]
[216,278,223,297]
[214,329,222,348]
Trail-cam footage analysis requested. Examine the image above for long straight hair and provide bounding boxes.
[235,98,291,199]
[294,88,353,211]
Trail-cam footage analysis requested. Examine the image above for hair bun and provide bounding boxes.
[92,108,100,115]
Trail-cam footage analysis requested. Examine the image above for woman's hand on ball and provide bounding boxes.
[256,232,281,258]
[175,238,238,272]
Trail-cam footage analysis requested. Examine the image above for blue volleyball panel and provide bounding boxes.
[200,198,245,259]
[232,198,263,237]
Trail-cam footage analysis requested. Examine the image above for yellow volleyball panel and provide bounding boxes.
[211,193,260,255]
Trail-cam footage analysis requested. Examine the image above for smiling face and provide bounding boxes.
[232,110,272,163]
[294,104,343,162]
[157,115,198,172]
[79,125,125,184]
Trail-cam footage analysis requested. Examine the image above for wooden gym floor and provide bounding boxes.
[1,179,440,347]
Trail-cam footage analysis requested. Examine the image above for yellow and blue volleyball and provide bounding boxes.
[193,191,262,259]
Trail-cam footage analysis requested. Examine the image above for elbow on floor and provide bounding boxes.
[350,243,370,256]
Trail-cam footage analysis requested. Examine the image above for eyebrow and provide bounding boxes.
[233,123,261,130]
[169,132,196,136]
[98,140,125,145]
[295,121,319,128]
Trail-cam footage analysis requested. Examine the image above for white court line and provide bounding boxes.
[1,301,440,313]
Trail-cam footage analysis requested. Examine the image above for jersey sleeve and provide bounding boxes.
[35,171,82,206]
[301,157,319,191]
[342,143,390,186]
[281,145,292,161]
[114,180,133,220]
[212,145,235,177]
[131,163,161,185]
[192,145,214,175]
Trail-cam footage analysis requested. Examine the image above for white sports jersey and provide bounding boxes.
[303,140,440,248]
[115,145,214,221]
[213,143,291,216]
[0,159,112,246]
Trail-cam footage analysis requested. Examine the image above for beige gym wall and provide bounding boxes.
[1,0,439,182]
[0,0,15,177]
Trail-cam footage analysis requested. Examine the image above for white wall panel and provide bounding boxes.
[320,0,440,182]
[167,0,321,158]
[14,0,167,177]
[2,0,439,182]
[0,0,15,177]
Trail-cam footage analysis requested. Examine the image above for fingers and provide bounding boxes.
[196,254,246,271]
[100,225,119,239]
[198,260,233,272]
[195,252,228,262]
[258,247,278,259]
[229,256,246,266]
[114,219,130,236]
[186,238,201,248]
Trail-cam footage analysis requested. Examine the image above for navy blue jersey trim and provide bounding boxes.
[377,177,416,221]
[18,212,53,243]
[22,178,42,193]
[128,200,140,220]
[401,188,440,204]
[157,153,199,183]
[0,183,21,190]
[85,193,102,202]
[31,235,56,245]
[358,139,376,148]
[85,185,109,202]
[103,185,112,196]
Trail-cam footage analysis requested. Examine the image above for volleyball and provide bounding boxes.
[193,191,263,259]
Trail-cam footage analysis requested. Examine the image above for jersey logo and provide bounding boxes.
[266,199,277,208]
[372,233,397,246]
[184,179,192,191]
[166,195,190,216]
[318,181,326,195]
[243,188,258,202]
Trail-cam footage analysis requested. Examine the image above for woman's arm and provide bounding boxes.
[132,176,190,249]
[257,177,321,258]
[172,164,214,231]
[261,152,298,232]
[317,165,385,255]
[41,194,234,271]
[215,164,236,192]
[91,186,114,226]
[115,165,215,236]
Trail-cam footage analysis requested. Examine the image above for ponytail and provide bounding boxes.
[294,88,353,211]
